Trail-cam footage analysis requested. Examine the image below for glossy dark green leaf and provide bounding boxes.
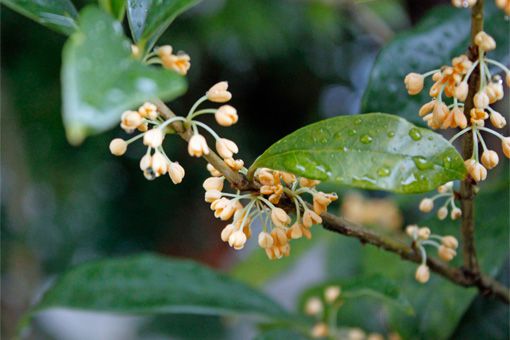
[29,254,291,321]
[1,0,78,35]
[299,275,414,315]
[361,4,510,124]
[98,0,126,21]
[248,113,466,194]
[127,0,201,51]
[62,6,186,144]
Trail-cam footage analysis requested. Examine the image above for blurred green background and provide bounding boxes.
[1,0,508,339]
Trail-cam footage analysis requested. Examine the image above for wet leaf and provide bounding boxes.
[298,274,414,315]
[127,0,202,51]
[28,254,292,322]
[2,0,78,35]
[98,0,126,21]
[62,6,186,144]
[361,4,510,124]
[249,113,466,194]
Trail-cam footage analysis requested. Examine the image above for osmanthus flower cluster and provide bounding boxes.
[132,44,192,76]
[404,30,510,183]
[406,225,459,283]
[109,81,239,184]
[451,0,510,15]
[418,181,462,221]
[203,168,338,260]
[304,286,400,339]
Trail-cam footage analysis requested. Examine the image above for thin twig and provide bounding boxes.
[459,0,484,275]
[154,94,509,304]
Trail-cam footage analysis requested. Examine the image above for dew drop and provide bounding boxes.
[412,156,433,170]
[443,156,452,169]
[347,129,357,136]
[377,167,390,177]
[387,131,395,138]
[360,135,373,144]
[408,128,422,141]
[354,118,362,125]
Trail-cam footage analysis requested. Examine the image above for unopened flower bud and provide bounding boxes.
[454,82,469,101]
[442,236,459,249]
[216,138,238,159]
[168,161,185,184]
[215,105,238,126]
[228,230,247,250]
[473,92,489,109]
[437,206,448,220]
[143,128,164,148]
[302,209,322,228]
[502,137,510,158]
[415,264,430,283]
[271,208,291,228]
[121,110,143,131]
[437,181,453,193]
[140,153,152,170]
[405,224,419,238]
[418,227,431,240]
[288,223,303,239]
[311,323,329,338]
[450,207,462,220]
[203,177,224,191]
[481,150,499,169]
[258,231,274,248]
[188,134,210,157]
[324,286,341,303]
[205,190,222,203]
[490,110,506,128]
[438,245,456,261]
[305,297,323,316]
[109,138,127,156]
[151,151,168,176]
[220,224,236,242]
[131,44,140,58]
[419,198,434,212]
[474,31,496,52]
[404,73,424,95]
[225,158,244,171]
[206,81,232,103]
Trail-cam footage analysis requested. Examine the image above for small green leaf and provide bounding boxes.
[127,0,202,51]
[62,6,186,144]
[98,0,126,21]
[2,0,78,35]
[28,254,292,322]
[248,113,466,194]
[361,4,510,124]
[299,275,414,314]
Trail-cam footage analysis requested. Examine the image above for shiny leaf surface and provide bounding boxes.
[249,113,466,194]
[127,0,201,50]
[62,6,186,144]
[2,0,78,35]
[98,0,126,21]
[30,254,291,320]
[361,4,510,123]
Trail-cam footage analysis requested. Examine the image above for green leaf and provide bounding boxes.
[299,275,414,315]
[361,4,510,124]
[62,6,186,144]
[1,0,78,35]
[248,113,466,194]
[127,0,202,51]
[360,183,509,339]
[99,0,126,21]
[254,328,311,340]
[28,254,292,322]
